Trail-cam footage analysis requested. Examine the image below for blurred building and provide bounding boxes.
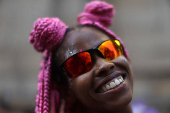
[0,0,170,113]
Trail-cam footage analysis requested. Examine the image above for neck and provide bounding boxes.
[113,104,132,113]
[83,104,133,113]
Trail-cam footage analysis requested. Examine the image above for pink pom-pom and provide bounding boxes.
[29,18,68,52]
[77,1,115,27]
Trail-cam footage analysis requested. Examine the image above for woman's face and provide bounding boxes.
[55,26,133,112]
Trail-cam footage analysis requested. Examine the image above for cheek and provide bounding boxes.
[123,57,134,89]
[129,68,134,90]
[70,73,93,102]
[126,65,133,93]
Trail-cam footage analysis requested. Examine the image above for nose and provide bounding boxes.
[94,55,115,76]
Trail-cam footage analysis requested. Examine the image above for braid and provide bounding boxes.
[35,51,51,113]
[36,56,45,112]
[43,52,51,113]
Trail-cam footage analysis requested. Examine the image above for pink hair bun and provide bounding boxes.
[29,18,68,52]
[77,1,115,27]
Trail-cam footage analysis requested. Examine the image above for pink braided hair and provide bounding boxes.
[29,1,129,113]
[77,0,115,27]
[29,18,68,113]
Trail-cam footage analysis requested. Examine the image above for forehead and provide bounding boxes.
[55,26,111,65]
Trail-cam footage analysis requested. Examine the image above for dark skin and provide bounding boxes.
[54,26,133,113]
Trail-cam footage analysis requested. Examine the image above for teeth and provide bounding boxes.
[120,76,124,81]
[115,79,120,85]
[100,75,125,93]
[110,82,116,88]
[102,87,107,92]
[106,85,111,90]
[119,79,122,83]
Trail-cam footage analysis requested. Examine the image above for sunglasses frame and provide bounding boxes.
[59,39,124,75]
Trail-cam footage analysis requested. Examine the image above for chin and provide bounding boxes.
[108,92,133,112]
[78,87,133,113]
[96,91,132,112]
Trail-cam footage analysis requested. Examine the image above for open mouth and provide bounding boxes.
[96,74,126,93]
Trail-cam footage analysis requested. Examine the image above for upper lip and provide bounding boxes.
[94,71,126,93]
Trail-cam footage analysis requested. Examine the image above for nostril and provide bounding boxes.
[110,65,114,70]
[96,64,114,77]
[100,70,106,74]
[98,70,107,77]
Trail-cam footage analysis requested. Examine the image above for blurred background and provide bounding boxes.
[0,0,170,113]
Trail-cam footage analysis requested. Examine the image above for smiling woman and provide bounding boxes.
[29,1,133,113]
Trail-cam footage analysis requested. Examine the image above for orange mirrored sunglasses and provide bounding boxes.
[59,39,124,78]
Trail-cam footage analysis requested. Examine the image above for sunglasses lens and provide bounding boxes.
[98,40,123,61]
[64,52,92,77]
